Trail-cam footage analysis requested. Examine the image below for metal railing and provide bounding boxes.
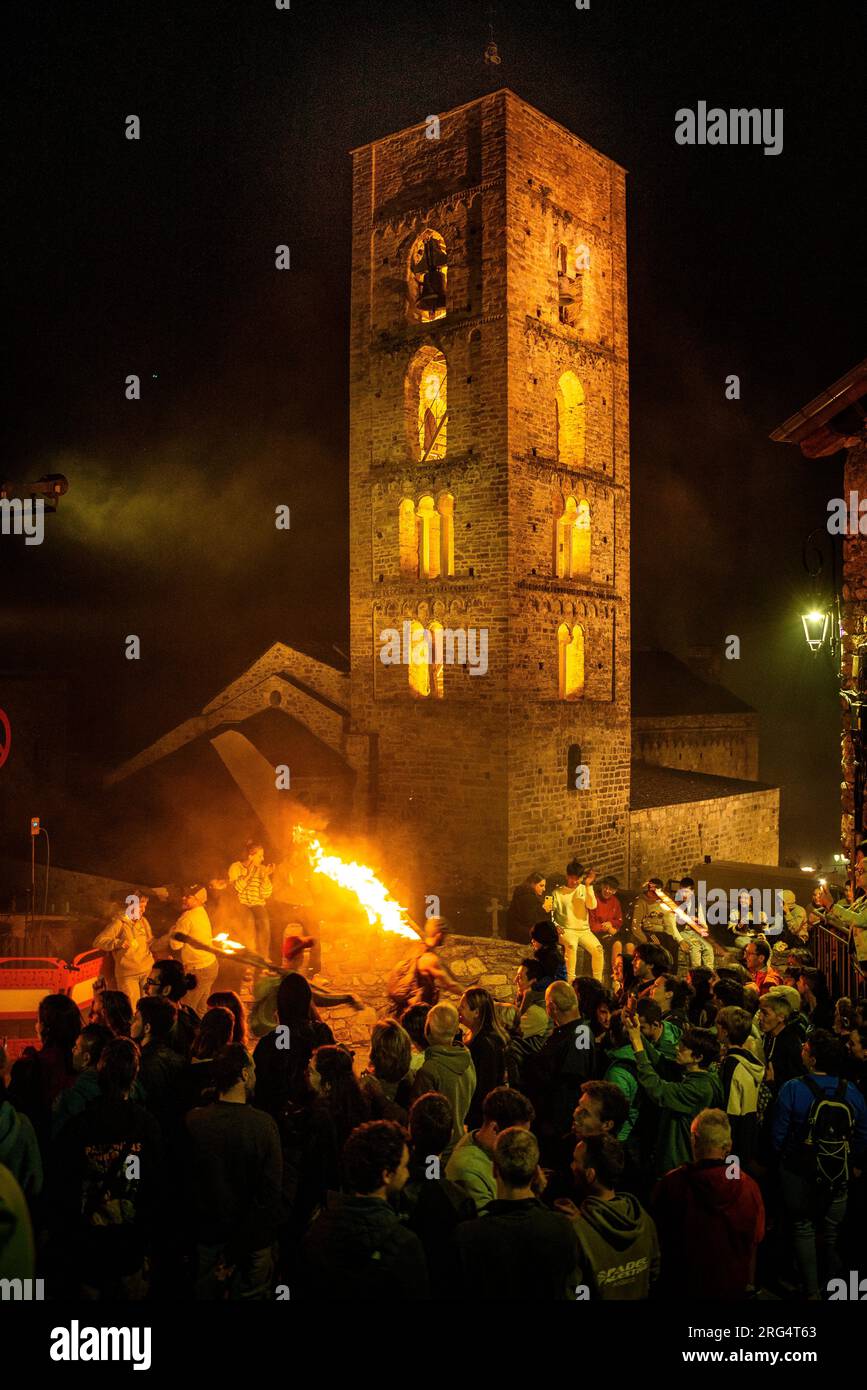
[812,918,863,1000]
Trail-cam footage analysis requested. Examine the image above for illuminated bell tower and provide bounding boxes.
[348,90,630,928]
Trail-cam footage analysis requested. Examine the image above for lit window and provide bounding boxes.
[555,496,591,579]
[409,621,431,698]
[408,620,444,699]
[558,622,585,700]
[419,355,448,461]
[417,496,441,579]
[437,492,455,577]
[556,371,585,466]
[399,498,418,576]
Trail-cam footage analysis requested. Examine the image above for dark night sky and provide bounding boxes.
[4,0,865,866]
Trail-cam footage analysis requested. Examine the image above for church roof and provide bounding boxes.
[631,650,755,718]
[630,762,774,811]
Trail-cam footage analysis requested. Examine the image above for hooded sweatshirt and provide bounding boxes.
[652,1158,765,1299]
[0,1163,34,1280]
[604,1046,640,1141]
[635,1051,723,1177]
[412,1044,477,1147]
[0,1101,43,1199]
[302,1193,429,1300]
[571,1191,660,1299]
[719,1047,765,1162]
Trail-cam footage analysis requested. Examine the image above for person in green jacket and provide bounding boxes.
[636,998,681,1064]
[446,1086,535,1212]
[622,1013,722,1177]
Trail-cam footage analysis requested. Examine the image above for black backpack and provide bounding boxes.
[790,1075,854,1197]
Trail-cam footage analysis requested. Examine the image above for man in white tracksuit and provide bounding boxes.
[551,861,603,983]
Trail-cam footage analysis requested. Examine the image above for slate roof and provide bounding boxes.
[630,761,775,811]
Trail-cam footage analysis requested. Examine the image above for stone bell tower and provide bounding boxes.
[347,89,631,929]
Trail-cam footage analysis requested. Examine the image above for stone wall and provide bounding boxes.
[632,713,759,781]
[628,788,780,885]
[320,931,526,1056]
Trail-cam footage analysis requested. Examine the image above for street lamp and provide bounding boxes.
[801,609,831,653]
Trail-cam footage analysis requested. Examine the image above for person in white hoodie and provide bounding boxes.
[551,861,603,983]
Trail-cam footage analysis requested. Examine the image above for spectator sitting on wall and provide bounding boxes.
[505,873,551,943]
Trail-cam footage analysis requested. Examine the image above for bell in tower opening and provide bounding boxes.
[410,231,448,322]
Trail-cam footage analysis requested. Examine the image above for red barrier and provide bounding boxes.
[0,952,105,1057]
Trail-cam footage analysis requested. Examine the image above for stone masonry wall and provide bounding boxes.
[504,93,631,888]
[632,713,759,781]
[628,788,780,885]
[323,931,526,1058]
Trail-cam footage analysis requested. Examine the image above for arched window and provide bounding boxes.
[406,347,448,463]
[409,621,431,698]
[558,623,585,700]
[399,498,417,577]
[555,496,591,579]
[407,620,444,699]
[437,492,454,577]
[417,496,441,579]
[408,231,448,323]
[574,500,591,578]
[556,370,585,466]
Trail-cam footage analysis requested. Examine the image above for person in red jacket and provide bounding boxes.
[651,1107,765,1299]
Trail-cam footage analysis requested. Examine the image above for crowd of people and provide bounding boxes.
[1,858,867,1303]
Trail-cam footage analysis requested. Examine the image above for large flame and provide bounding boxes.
[213,932,243,953]
[294,827,418,940]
